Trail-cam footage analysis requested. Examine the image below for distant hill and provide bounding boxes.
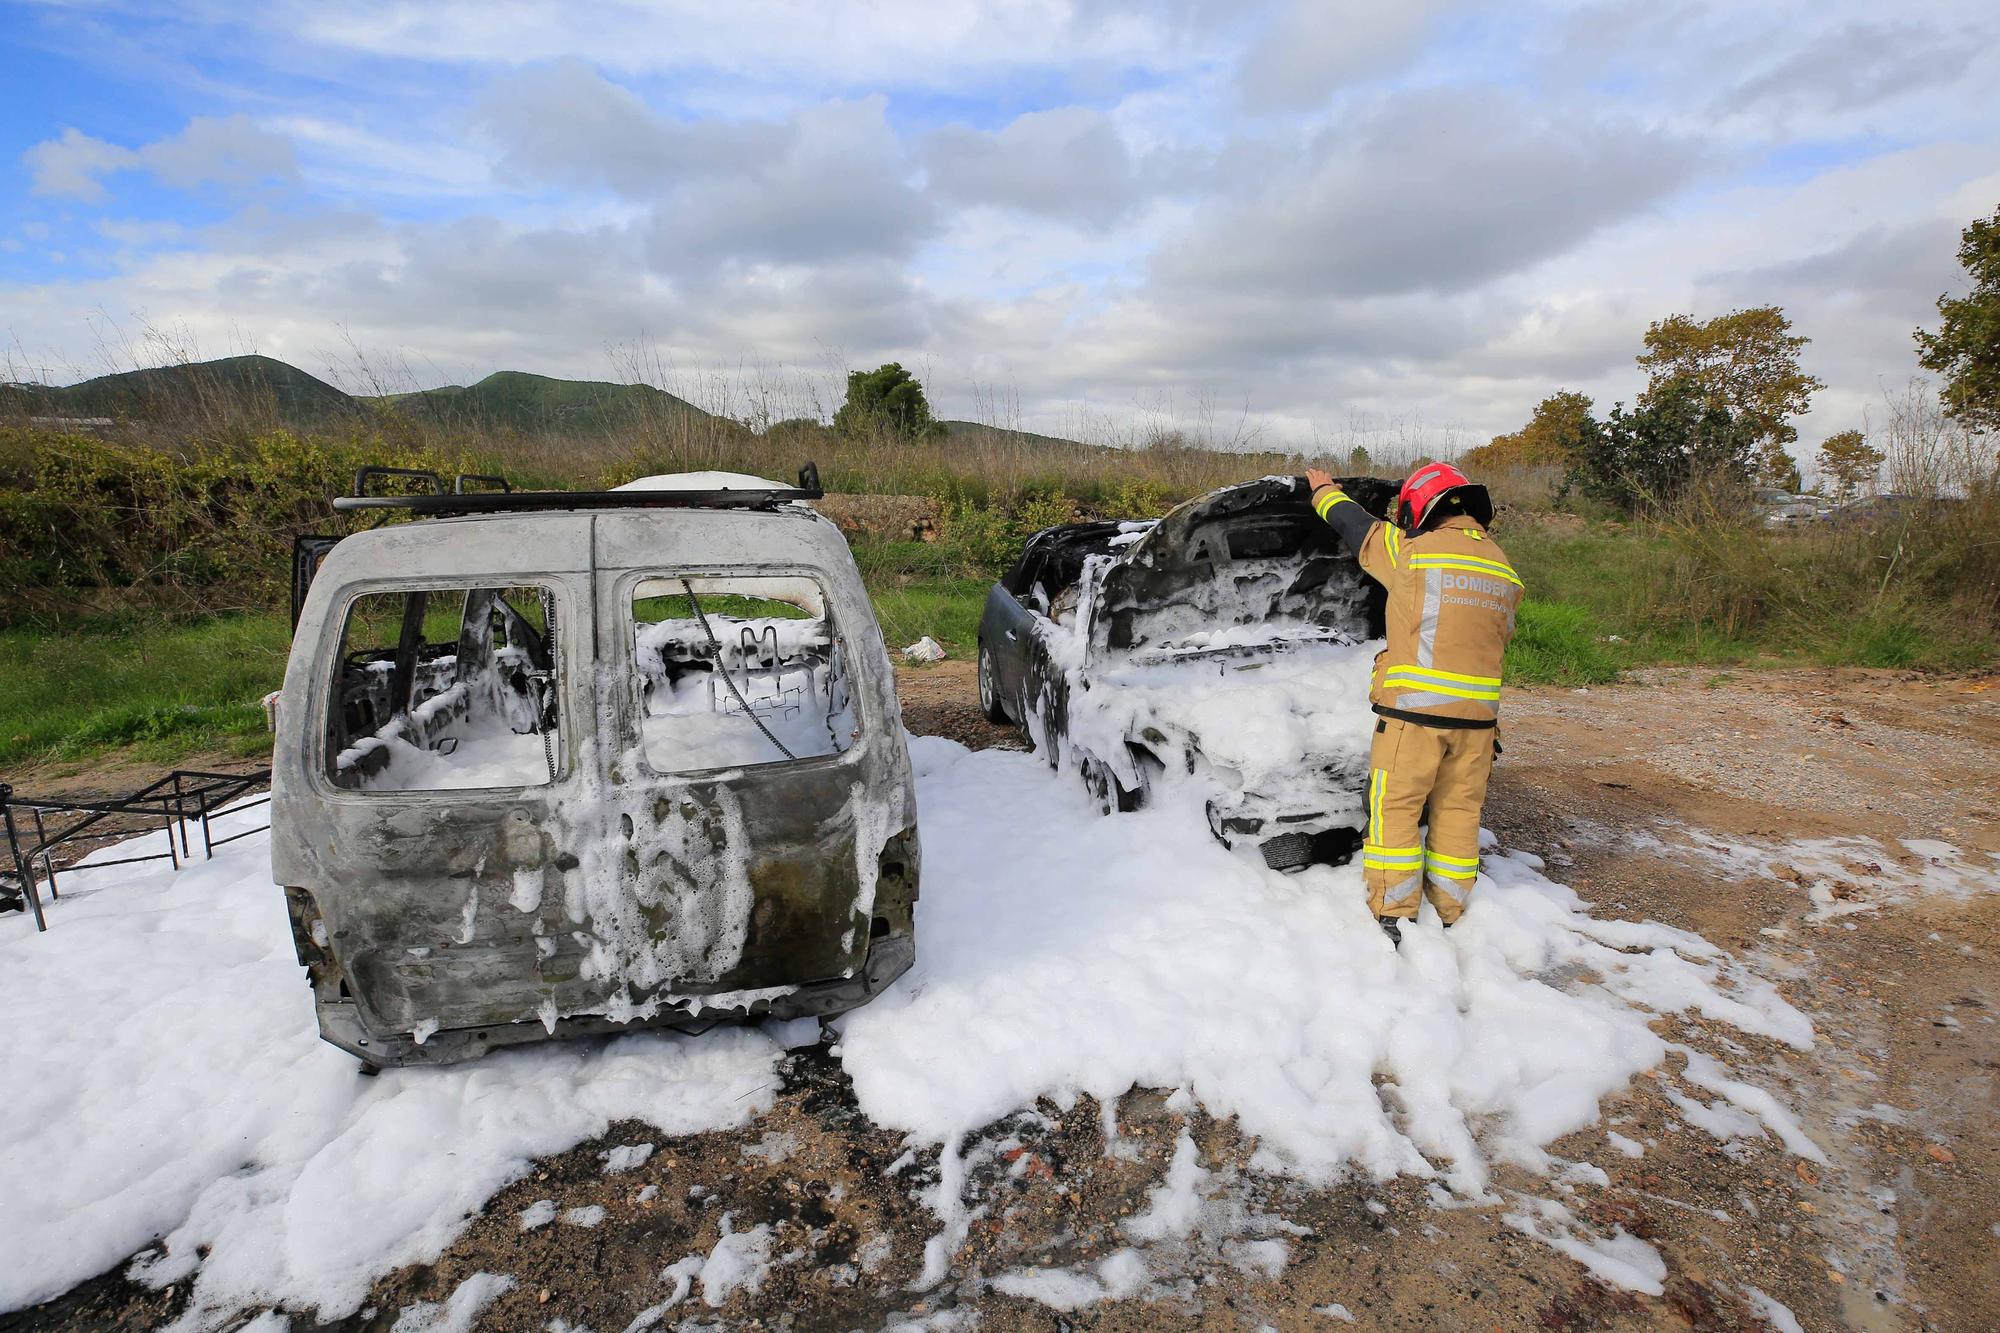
[374,371,712,434]
[1,354,358,424]
[942,419,1090,451]
[0,357,718,437]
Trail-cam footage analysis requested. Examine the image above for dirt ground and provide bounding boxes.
[6,663,1997,1333]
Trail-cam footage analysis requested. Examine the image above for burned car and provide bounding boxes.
[271,467,917,1069]
[977,476,1396,870]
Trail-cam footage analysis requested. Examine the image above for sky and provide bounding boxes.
[3,0,1997,460]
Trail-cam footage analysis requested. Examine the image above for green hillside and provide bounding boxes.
[0,357,715,437]
[2,354,358,424]
[941,419,1090,451]
[377,370,711,434]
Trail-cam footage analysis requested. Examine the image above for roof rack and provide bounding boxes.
[333,462,825,515]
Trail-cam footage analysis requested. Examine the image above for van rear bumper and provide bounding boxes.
[316,931,915,1069]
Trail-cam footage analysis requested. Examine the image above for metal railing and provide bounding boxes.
[0,769,271,933]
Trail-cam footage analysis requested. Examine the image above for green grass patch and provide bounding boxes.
[0,578,996,771]
[0,612,292,768]
[869,578,989,656]
[1504,600,1622,685]
[6,516,1990,772]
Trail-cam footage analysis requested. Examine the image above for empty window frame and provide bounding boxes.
[630,574,858,773]
[326,585,565,791]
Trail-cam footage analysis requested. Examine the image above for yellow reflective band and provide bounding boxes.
[1424,849,1480,867]
[1312,489,1352,520]
[1426,865,1478,881]
[1416,548,1513,571]
[1384,524,1401,567]
[1384,676,1501,701]
[1409,557,1521,581]
[1467,530,1484,541]
[1363,845,1422,862]
[1408,556,1523,587]
[1385,664,1501,686]
[1368,769,1385,843]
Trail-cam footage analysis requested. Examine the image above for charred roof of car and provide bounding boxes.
[1093,475,1395,653]
[1115,475,1396,566]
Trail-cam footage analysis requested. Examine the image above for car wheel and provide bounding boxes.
[977,642,1010,723]
[1080,756,1140,816]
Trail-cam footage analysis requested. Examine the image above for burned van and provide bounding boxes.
[271,468,917,1069]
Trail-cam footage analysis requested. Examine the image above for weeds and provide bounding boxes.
[1505,601,1622,685]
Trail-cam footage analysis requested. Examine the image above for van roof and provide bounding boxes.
[331,463,824,518]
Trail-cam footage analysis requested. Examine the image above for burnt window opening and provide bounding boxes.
[325,584,564,792]
[630,574,859,773]
[1003,520,1133,625]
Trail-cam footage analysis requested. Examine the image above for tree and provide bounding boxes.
[1461,390,1597,470]
[832,363,946,441]
[1816,429,1884,500]
[1915,206,2000,436]
[1564,375,1760,515]
[1637,306,1823,490]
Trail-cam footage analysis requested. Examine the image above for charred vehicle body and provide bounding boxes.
[977,476,1397,871]
[272,468,917,1069]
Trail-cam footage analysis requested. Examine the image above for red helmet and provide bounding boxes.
[1395,462,1492,531]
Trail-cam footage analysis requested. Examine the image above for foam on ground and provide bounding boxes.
[3,735,1821,1323]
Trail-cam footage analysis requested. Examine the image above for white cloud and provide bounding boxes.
[472,59,787,197]
[641,97,932,272]
[24,115,298,201]
[1719,21,1978,116]
[1154,88,1703,300]
[24,128,135,202]
[7,0,2000,457]
[1236,0,1446,112]
[924,107,1151,227]
[285,0,1220,85]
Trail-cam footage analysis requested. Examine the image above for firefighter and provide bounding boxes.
[1303,462,1521,947]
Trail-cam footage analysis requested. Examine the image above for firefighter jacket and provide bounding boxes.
[1312,488,1522,727]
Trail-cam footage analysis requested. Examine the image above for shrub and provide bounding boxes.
[932,487,1081,578]
[0,429,458,625]
[1563,377,1760,516]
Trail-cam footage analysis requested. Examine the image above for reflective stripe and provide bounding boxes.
[1384,524,1401,568]
[1393,690,1500,714]
[1407,555,1523,587]
[1368,769,1386,843]
[1385,664,1502,687]
[1363,844,1423,869]
[1417,570,1442,668]
[1382,873,1422,907]
[1392,684,1504,704]
[1414,549,1514,573]
[1425,849,1480,868]
[1313,489,1356,520]
[1426,875,1467,905]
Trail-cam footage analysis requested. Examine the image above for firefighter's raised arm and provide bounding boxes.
[1305,468,1375,556]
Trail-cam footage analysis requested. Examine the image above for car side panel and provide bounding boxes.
[979,584,1038,720]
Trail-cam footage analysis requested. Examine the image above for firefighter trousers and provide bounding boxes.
[1361,716,1496,924]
